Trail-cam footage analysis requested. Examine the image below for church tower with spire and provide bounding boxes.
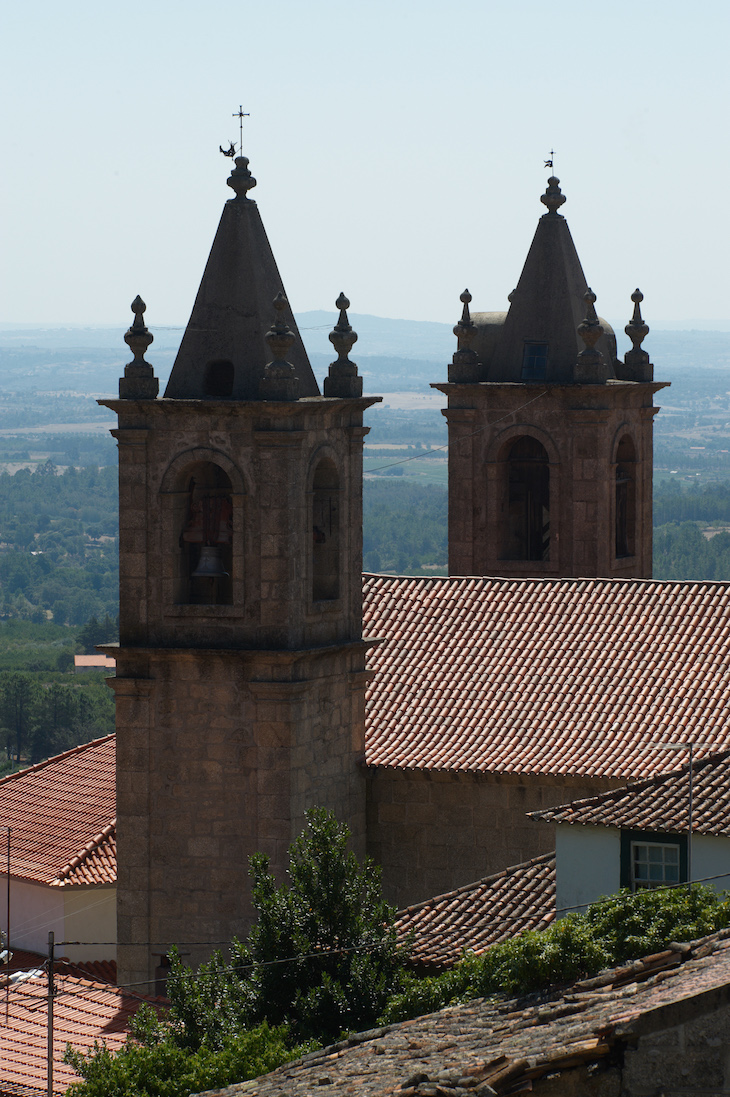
[437,176,667,580]
[103,153,378,988]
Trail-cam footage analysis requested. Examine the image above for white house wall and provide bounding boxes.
[692,835,730,891]
[0,876,116,962]
[1,874,64,956]
[555,824,621,915]
[63,888,116,963]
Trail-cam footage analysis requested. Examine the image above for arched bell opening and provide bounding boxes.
[615,435,637,559]
[311,458,340,602]
[175,462,234,604]
[502,435,550,561]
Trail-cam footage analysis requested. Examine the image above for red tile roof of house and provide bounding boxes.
[362,574,730,778]
[0,969,160,1096]
[529,748,730,835]
[0,737,115,887]
[73,655,116,670]
[395,853,555,970]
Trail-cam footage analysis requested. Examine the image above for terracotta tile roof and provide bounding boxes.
[362,574,730,778]
[205,929,730,1097]
[0,737,115,887]
[0,970,158,1096]
[395,854,555,970]
[529,747,730,835]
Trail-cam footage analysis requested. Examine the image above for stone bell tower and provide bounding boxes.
[103,152,379,988]
[437,176,668,580]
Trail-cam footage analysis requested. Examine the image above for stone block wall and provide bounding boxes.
[441,380,664,580]
[366,767,619,909]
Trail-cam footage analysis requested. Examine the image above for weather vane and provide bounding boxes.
[544,149,555,170]
[220,105,250,159]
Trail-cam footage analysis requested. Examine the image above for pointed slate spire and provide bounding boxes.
[164,155,319,401]
[324,293,362,398]
[119,296,159,399]
[489,177,616,382]
[448,289,482,382]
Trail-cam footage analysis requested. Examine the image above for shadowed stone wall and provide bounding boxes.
[366,767,620,909]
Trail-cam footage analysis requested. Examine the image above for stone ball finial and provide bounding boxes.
[325,292,362,398]
[540,176,566,215]
[227,155,257,199]
[124,296,153,363]
[120,295,158,399]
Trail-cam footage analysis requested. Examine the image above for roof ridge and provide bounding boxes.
[363,572,730,591]
[528,747,730,823]
[55,819,116,883]
[0,733,115,789]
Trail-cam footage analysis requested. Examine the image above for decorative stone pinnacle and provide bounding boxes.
[623,287,652,380]
[124,296,153,362]
[329,292,358,361]
[540,175,566,215]
[578,289,604,349]
[260,292,299,401]
[575,288,607,383]
[227,155,257,199]
[119,296,159,399]
[453,288,476,347]
[449,288,481,382]
[325,292,362,398]
[626,288,649,349]
[265,292,296,360]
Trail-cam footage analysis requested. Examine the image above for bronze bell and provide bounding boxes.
[191,545,229,578]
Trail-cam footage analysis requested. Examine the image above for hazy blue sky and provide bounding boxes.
[2,0,728,332]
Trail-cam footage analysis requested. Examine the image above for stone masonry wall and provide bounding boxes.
[622,997,730,1095]
[367,767,619,909]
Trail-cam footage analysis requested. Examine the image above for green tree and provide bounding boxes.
[0,672,40,762]
[169,808,406,1045]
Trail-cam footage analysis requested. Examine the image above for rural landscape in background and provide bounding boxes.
[1,315,730,770]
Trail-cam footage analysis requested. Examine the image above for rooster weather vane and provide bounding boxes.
[220,105,250,158]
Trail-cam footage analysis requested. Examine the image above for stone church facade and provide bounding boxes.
[105,155,669,987]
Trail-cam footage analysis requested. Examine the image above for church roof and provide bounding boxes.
[163,155,319,401]
[395,853,555,970]
[362,574,730,779]
[0,736,116,887]
[529,748,730,836]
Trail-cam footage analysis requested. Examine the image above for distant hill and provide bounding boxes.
[0,316,729,396]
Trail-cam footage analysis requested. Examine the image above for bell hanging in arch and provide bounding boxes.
[191,545,229,578]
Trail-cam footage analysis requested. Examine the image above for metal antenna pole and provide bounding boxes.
[688,743,694,886]
[5,827,9,1024]
[47,931,55,1097]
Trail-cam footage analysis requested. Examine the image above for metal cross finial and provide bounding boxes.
[233,105,250,155]
[544,148,555,170]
